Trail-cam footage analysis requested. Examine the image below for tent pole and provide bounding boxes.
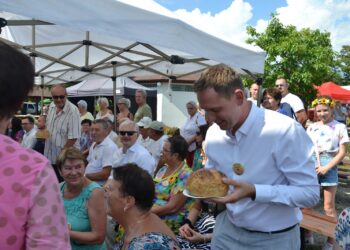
[111,61,117,131]
[40,75,44,115]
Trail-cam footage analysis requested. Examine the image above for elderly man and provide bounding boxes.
[134,89,152,122]
[85,119,119,186]
[21,115,37,149]
[77,99,94,122]
[146,121,168,168]
[194,64,319,250]
[275,77,307,126]
[247,82,259,105]
[136,116,153,150]
[44,84,81,181]
[113,119,155,175]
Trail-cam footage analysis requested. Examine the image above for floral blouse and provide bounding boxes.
[306,120,349,154]
[153,163,193,233]
[117,232,180,250]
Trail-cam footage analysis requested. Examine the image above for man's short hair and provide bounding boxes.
[23,115,35,124]
[0,41,35,118]
[119,119,139,133]
[194,64,243,98]
[92,119,109,129]
[81,119,92,126]
[136,89,147,98]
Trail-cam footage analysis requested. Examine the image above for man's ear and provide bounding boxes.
[234,89,245,104]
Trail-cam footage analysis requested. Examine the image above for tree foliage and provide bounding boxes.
[337,45,350,85]
[246,16,339,105]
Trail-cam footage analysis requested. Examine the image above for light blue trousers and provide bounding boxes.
[211,210,300,250]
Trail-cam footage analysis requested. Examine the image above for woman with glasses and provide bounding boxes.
[105,163,180,250]
[116,98,133,127]
[152,135,193,234]
[57,147,107,250]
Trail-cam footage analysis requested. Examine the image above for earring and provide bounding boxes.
[123,206,128,212]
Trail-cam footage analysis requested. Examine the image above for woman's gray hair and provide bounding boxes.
[97,97,109,107]
[118,97,131,108]
[186,101,198,109]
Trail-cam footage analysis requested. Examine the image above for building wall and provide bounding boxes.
[156,82,198,128]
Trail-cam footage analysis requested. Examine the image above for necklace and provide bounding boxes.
[155,162,184,184]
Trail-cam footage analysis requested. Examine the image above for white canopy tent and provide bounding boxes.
[0,0,265,84]
[67,77,156,97]
[0,0,265,121]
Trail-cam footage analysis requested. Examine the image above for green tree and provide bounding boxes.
[337,45,350,85]
[246,16,339,105]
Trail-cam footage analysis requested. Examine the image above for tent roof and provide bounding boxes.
[0,0,265,85]
[315,82,350,102]
[66,76,156,97]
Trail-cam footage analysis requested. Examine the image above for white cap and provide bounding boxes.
[136,117,152,128]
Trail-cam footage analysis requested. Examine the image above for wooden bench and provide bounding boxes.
[338,170,350,180]
[300,208,337,250]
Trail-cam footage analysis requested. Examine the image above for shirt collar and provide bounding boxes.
[226,103,258,142]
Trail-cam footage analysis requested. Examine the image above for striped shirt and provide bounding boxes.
[44,100,81,164]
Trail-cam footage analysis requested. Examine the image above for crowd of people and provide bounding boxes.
[2,40,350,250]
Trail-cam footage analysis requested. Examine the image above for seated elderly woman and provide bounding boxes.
[96,97,114,122]
[152,135,193,233]
[56,147,106,249]
[105,163,180,249]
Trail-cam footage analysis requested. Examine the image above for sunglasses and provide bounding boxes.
[52,95,66,100]
[119,131,137,136]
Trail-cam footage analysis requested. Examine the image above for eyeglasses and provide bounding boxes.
[21,123,29,125]
[119,131,137,136]
[52,95,66,100]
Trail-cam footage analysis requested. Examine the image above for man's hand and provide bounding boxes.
[209,178,256,204]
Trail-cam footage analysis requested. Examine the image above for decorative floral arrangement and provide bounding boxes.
[311,98,335,108]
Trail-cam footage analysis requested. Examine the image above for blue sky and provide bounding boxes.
[154,0,287,25]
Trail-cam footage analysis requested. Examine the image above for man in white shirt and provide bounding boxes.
[145,121,168,169]
[44,84,81,181]
[275,77,308,126]
[112,120,155,176]
[21,115,37,148]
[85,119,120,186]
[136,116,153,151]
[194,64,319,250]
[247,82,259,105]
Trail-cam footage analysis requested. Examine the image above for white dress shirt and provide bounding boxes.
[148,134,168,166]
[21,127,37,149]
[86,137,120,185]
[205,104,320,232]
[112,142,155,176]
[180,112,206,152]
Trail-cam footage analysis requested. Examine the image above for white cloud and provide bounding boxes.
[120,0,350,51]
[173,0,256,50]
[258,0,350,51]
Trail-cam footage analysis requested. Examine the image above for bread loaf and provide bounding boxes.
[185,169,228,197]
